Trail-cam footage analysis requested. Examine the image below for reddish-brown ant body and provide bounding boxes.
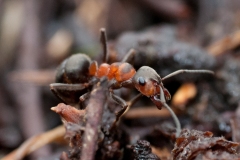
[50,28,214,137]
[89,61,136,87]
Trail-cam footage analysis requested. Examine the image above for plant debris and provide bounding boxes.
[131,140,160,160]
[172,129,240,160]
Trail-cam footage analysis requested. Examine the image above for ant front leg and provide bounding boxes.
[150,86,167,110]
[108,78,133,90]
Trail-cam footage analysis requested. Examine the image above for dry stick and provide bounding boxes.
[81,80,108,160]
[100,28,108,63]
[10,0,50,158]
[2,125,65,160]
[124,106,172,119]
[8,70,55,85]
[207,30,240,56]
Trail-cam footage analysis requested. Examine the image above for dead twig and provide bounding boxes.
[207,30,240,56]
[171,83,197,110]
[80,80,108,160]
[2,125,65,160]
[8,70,55,85]
[124,106,173,119]
[9,0,48,158]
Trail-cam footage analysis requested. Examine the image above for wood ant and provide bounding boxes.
[50,28,214,137]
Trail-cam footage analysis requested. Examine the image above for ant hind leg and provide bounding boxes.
[50,83,90,103]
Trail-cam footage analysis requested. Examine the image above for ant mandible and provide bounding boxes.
[50,28,214,137]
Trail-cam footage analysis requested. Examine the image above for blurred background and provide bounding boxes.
[1,0,240,159]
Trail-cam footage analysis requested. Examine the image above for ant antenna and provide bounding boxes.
[100,28,108,63]
[163,103,181,137]
[162,69,214,81]
[158,86,181,137]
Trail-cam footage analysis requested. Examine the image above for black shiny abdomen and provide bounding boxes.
[56,54,92,83]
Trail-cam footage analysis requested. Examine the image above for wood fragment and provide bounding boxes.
[151,146,171,160]
[80,80,108,160]
[124,106,172,119]
[2,125,65,160]
[171,83,197,109]
[207,30,240,56]
[8,70,55,85]
[46,29,73,60]
[51,103,85,124]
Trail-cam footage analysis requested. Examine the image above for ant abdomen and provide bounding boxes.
[56,54,92,84]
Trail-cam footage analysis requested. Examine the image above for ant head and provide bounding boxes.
[133,66,162,97]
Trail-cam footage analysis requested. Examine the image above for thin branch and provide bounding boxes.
[207,30,240,56]
[124,106,172,119]
[80,80,108,160]
[2,125,65,160]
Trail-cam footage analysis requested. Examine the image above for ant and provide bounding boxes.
[50,28,214,137]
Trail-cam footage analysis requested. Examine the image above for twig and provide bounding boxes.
[8,70,55,85]
[207,30,240,56]
[80,80,108,160]
[2,125,65,160]
[9,0,49,158]
[124,106,172,119]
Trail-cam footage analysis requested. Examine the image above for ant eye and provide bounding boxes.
[138,77,146,86]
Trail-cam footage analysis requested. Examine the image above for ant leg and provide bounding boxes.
[108,79,133,89]
[79,92,91,109]
[121,49,136,63]
[151,87,181,137]
[50,83,90,104]
[79,92,90,102]
[110,92,128,122]
[109,93,142,132]
[161,69,214,81]
[127,93,142,107]
[120,79,133,88]
[50,83,89,91]
[100,28,108,63]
